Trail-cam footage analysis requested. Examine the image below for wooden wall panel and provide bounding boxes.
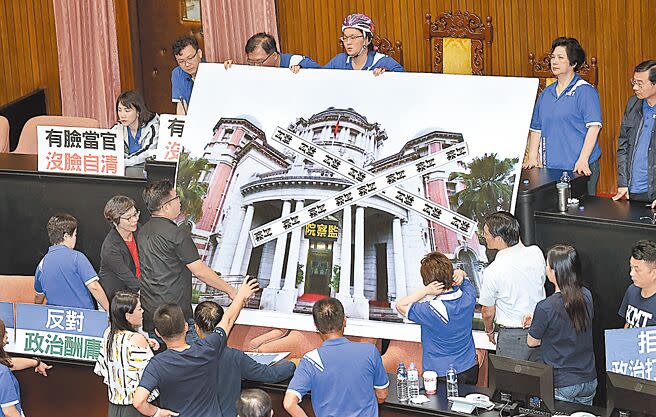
[0,0,61,115]
[277,0,656,195]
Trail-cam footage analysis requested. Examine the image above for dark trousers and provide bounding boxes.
[437,363,479,386]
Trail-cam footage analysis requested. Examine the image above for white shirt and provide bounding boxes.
[479,242,546,327]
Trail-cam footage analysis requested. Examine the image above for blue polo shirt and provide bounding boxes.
[529,74,602,170]
[171,66,195,106]
[34,245,98,310]
[279,53,321,69]
[287,337,389,417]
[629,100,656,193]
[323,51,404,72]
[408,279,477,377]
[0,365,23,417]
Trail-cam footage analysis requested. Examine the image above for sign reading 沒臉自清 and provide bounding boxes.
[155,114,185,162]
[0,302,14,350]
[37,126,124,176]
[605,326,656,381]
[12,304,108,362]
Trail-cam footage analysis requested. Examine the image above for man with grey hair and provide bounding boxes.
[237,389,273,417]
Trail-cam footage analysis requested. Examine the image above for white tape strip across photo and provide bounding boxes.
[249,139,469,246]
[270,127,477,239]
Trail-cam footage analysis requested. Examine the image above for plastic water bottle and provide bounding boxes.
[557,171,571,212]
[396,362,409,401]
[408,362,420,399]
[560,171,571,200]
[446,365,459,398]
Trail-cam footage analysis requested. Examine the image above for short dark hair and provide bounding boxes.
[104,195,136,226]
[236,389,272,417]
[245,33,278,55]
[143,179,175,212]
[312,298,345,334]
[172,36,199,57]
[46,214,78,244]
[631,240,656,266]
[194,301,224,334]
[420,251,454,288]
[116,90,155,127]
[483,211,520,247]
[634,60,656,83]
[153,303,186,339]
[551,37,586,72]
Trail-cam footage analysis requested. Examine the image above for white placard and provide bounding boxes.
[155,114,185,162]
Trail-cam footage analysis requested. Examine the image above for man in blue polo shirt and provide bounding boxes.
[283,297,389,417]
[396,251,478,384]
[244,32,320,72]
[34,214,109,311]
[171,36,204,115]
[613,60,656,207]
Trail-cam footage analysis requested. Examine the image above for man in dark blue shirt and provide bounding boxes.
[132,277,259,417]
[194,301,295,417]
[619,240,656,328]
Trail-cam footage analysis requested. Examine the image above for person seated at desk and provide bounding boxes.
[619,239,656,327]
[0,319,52,417]
[99,196,141,303]
[524,37,602,196]
[526,245,597,405]
[171,36,204,115]
[283,297,389,417]
[34,214,110,311]
[193,301,295,417]
[237,389,273,417]
[395,252,478,384]
[323,13,404,75]
[111,91,159,167]
[132,277,259,417]
[613,60,656,207]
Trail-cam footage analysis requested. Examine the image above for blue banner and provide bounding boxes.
[605,326,656,382]
[0,302,13,327]
[15,303,107,337]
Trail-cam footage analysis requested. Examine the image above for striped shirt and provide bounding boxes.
[94,329,154,405]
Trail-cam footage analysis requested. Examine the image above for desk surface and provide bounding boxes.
[537,195,656,228]
[518,168,585,196]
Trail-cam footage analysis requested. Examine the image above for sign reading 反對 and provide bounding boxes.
[155,114,185,162]
[605,326,656,381]
[13,304,108,362]
[37,126,124,176]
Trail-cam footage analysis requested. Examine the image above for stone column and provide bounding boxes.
[352,206,369,319]
[277,200,305,313]
[297,237,310,297]
[229,204,255,275]
[259,200,291,310]
[392,217,408,315]
[336,206,353,308]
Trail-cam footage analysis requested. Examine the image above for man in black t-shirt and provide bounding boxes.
[619,240,656,327]
[138,179,238,341]
[133,277,259,417]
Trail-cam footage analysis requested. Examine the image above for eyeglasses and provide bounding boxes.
[176,49,200,66]
[340,35,364,43]
[159,195,180,210]
[120,209,140,221]
[630,79,655,89]
[246,51,277,66]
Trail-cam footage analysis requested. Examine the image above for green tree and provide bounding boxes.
[176,151,209,224]
[448,153,519,239]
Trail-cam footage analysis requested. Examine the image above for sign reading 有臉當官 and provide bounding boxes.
[155,114,185,162]
[11,303,108,362]
[37,126,124,176]
[605,326,656,382]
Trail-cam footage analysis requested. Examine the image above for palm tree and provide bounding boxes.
[448,153,519,239]
[176,151,209,224]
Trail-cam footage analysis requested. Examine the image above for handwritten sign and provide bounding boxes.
[37,126,124,176]
[606,326,656,382]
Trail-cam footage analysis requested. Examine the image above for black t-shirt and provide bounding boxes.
[529,287,596,387]
[619,284,656,327]
[137,216,200,331]
[139,330,227,417]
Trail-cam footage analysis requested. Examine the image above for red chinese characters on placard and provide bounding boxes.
[164,140,180,161]
[101,155,118,174]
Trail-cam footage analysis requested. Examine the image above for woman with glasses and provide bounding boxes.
[99,195,142,303]
[524,37,602,195]
[323,13,404,75]
[111,90,160,167]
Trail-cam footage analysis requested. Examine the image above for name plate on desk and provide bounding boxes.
[155,114,185,162]
[605,326,656,381]
[0,302,15,351]
[11,303,108,362]
[37,126,125,176]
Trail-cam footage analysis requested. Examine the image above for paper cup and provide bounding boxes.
[423,371,437,395]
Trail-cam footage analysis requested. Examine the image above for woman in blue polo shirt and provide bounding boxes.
[111,91,160,167]
[324,13,404,75]
[0,319,52,417]
[527,245,597,405]
[524,37,602,195]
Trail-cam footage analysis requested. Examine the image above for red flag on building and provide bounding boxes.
[333,115,341,139]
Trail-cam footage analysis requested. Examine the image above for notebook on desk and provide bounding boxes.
[245,352,291,366]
